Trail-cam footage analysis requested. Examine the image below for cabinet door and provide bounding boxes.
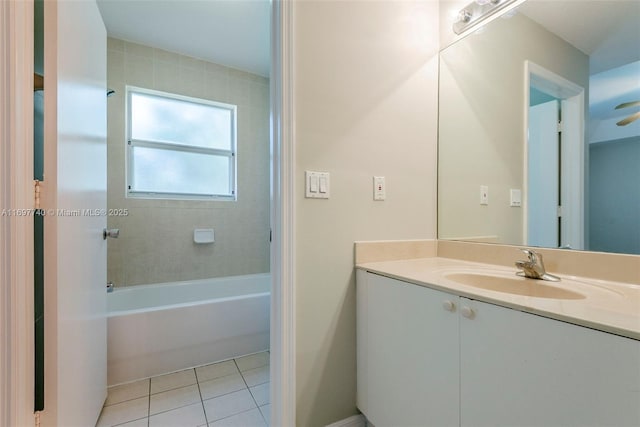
[363,273,459,427]
[460,298,640,427]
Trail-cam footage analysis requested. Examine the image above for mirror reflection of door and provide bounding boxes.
[528,99,560,248]
[526,63,585,250]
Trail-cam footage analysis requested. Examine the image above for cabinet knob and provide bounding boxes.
[461,306,475,319]
[442,300,456,312]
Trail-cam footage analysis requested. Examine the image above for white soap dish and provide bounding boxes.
[194,228,215,244]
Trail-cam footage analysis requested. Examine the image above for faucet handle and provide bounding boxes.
[519,248,536,262]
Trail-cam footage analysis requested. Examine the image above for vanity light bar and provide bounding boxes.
[453,0,519,35]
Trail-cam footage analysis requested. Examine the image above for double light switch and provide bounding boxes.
[306,171,330,199]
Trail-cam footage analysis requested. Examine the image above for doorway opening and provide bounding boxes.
[524,61,585,250]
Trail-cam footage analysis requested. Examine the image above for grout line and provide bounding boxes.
[197,370,243,387]
[149,373,198,396]
[149,397,203,418]
[111,415,149,427]
[208,407,263,426]
[258,403,269,426]
[234,358,261,410]
[194,367,210,426]
[147,378,151,427]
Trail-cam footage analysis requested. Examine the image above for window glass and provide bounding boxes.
[126,87,236,199]
[131,146,230,196]
[131,91,232,150]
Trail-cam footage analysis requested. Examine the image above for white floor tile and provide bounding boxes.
[208,408,266,427]
[196,360,239,382]
[151,369,197,394]
[241,366,269,387]
[199,373,247,401]
[235,352,269,372]
[249,383,269,407]
[259,404,270,425]
[149,402,206,427]
[105,379,150,406]
[203,389,256,422]
[116,418,149,427]
[96,396,148,427]
[150,384,201,415]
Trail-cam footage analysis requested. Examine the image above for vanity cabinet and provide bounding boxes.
[357,271,640,427]
[356,270,459,426]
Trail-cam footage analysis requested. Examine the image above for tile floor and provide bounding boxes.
[97,352,270,427]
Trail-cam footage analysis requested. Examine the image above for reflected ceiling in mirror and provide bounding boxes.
[438,0,640,255]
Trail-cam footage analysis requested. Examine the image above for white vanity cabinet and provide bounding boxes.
[357,271,640,427]
[356,270,459,426]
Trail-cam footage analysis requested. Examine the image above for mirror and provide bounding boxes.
[438,0,640,255]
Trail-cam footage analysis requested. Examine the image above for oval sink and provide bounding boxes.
[445,273,586,300]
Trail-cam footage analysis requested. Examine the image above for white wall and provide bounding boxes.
[292,1,439,425]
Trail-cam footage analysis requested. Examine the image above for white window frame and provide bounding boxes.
[126,86,237,200]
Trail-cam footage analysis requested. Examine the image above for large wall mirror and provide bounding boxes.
[438,0,640,255]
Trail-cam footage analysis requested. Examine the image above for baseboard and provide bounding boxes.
[325,414,367,427]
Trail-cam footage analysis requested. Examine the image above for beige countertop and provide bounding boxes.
[356,257,640,340]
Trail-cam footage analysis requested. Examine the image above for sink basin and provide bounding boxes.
[445,273,586,300]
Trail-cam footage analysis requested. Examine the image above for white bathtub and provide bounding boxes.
[107,273,270,385]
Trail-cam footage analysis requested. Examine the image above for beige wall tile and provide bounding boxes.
[124,41,153,59]
[107,37,124,53]
[124,55,153,87]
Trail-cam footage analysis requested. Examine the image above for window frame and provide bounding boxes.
[125,86,237,201]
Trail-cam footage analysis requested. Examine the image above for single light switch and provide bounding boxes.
[310,175,319,193]
[480,185,489,205]
[510,189,522,207]
[319,175,328,193]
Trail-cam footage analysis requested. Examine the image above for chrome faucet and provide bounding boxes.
[515,249,560,282]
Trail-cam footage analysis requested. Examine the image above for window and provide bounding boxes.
[126,87,236,200]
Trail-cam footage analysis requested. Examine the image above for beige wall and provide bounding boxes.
[438,13,589,244]
[293,1,439,425]
[106,38,270,287]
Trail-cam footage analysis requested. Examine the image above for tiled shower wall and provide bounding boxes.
[106,38,270,287]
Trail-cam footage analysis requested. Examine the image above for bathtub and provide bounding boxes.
[107,273,270,385]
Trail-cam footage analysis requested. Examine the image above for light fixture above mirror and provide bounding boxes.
[453,0,520,34]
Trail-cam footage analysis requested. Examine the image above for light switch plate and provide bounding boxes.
[305,171,330,199]
[480,185,489,205]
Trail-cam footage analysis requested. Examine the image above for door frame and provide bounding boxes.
[1,1,297,426]
[523,61,585,249]
[270,0,296,425]
[0,0,36,426]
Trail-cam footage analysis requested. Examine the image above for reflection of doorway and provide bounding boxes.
[528,99,560,247]
[525,61,585,249]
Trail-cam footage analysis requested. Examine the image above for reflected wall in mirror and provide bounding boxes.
[438,0,640,255]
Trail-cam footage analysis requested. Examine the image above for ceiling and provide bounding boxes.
[96,0,271,77]
[520,0,640,74]
[520,0,640,136]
